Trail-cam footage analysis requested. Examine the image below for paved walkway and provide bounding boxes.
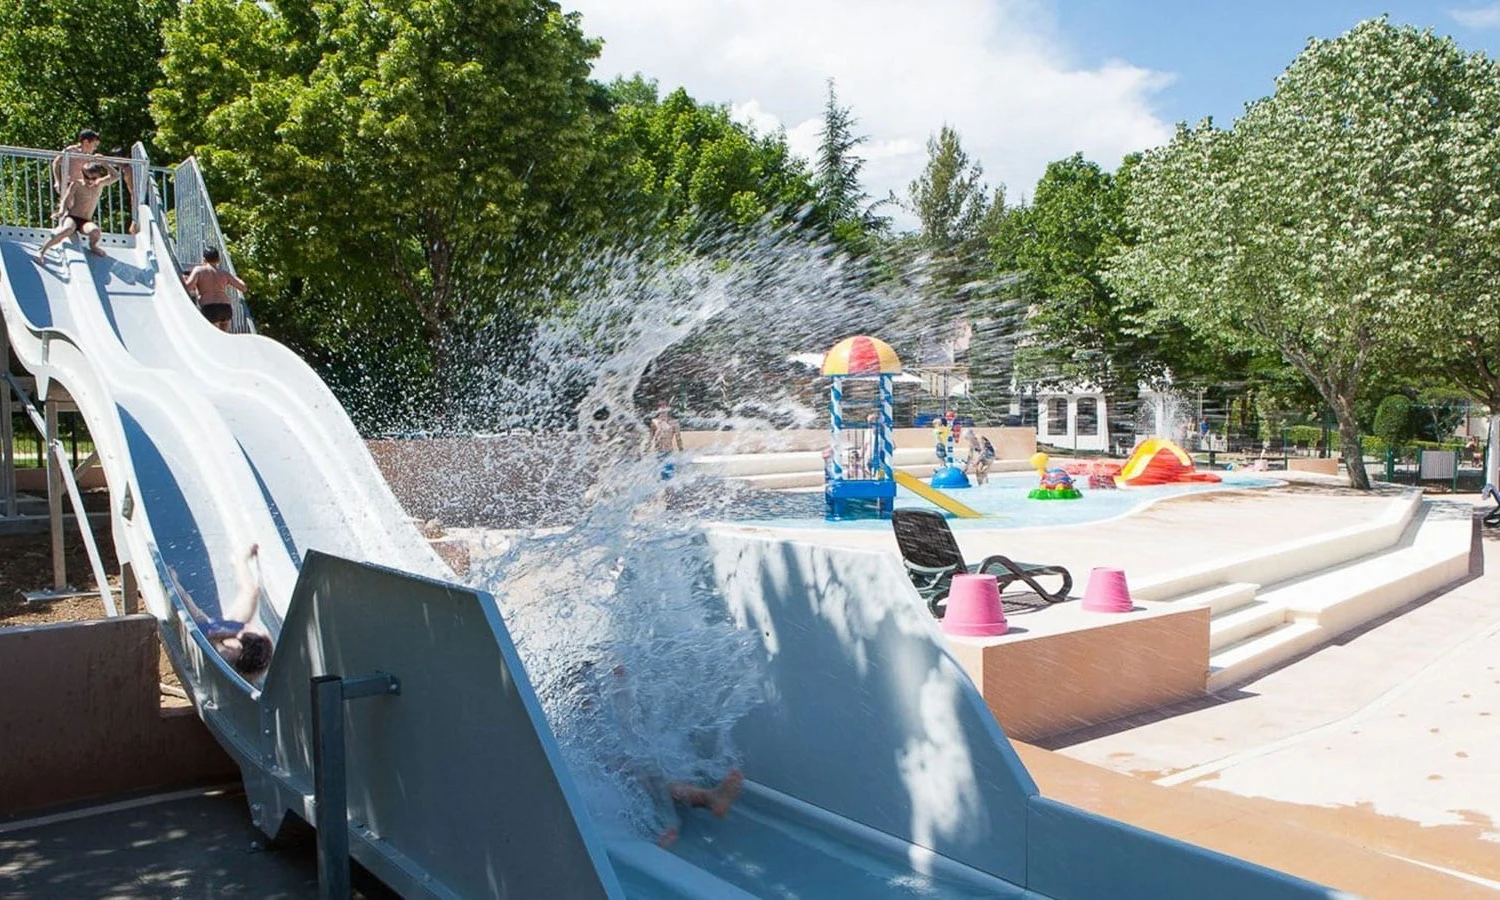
[1051,506,1500,889]
[0,788,394,899]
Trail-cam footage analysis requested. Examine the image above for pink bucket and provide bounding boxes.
[1082,567,1133,613]
[943,573,1009,637]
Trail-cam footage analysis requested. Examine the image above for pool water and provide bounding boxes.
[722,472,1283,531]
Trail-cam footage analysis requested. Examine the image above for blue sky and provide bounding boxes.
[567,1,1500,217]
[1052,1,1500,128]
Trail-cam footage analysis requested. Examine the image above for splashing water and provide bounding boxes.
[469,459,765,838]
[417,219,1024,839]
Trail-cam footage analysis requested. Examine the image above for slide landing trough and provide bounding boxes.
[0,145,1339,898]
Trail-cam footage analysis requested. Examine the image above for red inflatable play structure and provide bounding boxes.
[1064,438,1220,487]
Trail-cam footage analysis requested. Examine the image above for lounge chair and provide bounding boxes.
[1484,484,1500,527]
[891,509,1073,618]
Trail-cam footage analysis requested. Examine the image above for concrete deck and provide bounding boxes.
[0,787,395,899]
[1046,503,1500,891]
[731,481,1397,588]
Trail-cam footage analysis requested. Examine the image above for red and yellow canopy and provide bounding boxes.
[821,335,902,376]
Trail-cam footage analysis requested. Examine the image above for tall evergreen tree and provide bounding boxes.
[813,79,884,249]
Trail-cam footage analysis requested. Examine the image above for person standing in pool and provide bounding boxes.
[648,402,685,479]
[166,542,273,681]
[182,246,247,332]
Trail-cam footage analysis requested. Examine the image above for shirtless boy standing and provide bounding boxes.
[35,161,119,261]
[51,128,101,198]
[182,246,247,332]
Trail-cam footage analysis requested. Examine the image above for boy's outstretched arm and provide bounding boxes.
[167,565,210,624]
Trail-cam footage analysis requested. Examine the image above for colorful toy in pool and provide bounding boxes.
[1028,452,1083,500]
[1062,438,1221,487]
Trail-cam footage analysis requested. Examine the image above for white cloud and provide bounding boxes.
[566,0,1175,228]
[1451,3,1500,29]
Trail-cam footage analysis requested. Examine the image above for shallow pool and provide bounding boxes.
[723,472,1283,531]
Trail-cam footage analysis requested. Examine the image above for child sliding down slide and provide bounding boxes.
[572,661,744,848]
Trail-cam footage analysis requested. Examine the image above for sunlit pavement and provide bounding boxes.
[1047,496,1500,890]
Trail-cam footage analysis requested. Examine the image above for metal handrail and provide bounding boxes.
[168,156,256,334]
[0,144,169,237]
[3,372,118,617]
[1,142,255,334]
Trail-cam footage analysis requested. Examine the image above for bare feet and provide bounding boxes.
[34,251,47,265]
[655,827,679,849]
[91,245,107,257]
[708,769,744,818]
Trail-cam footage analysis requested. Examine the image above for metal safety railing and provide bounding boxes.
[3,372,118,617]
[163,155,255,333]
[0,144,162,237]
[0,143,255,333]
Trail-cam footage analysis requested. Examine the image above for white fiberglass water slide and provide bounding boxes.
[0,146,1344,899]
[0,156,619,896]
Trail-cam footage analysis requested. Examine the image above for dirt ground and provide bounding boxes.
[0,522,186,704]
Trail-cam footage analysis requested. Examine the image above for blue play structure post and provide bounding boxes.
[824,370,898,521]
[879,376,894,482]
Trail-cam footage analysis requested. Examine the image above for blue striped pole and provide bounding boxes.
[879,376,894,481]
[829,378,844,481]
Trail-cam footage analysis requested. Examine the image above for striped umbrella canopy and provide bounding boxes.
[821,335,902,376]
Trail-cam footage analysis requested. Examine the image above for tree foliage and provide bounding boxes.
[813,79,885,252]
[997,154,1145,431]
[1112,19,1491,488]
[1373,394,1414,448]
[608,77,819,238]
[906,125,991,256]
[154,0,612,378]
[0,0,174,148]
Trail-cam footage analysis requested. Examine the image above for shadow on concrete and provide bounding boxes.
[0,788,397,899]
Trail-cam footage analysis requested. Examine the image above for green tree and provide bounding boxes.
[608,79,819,237]
[154,0,613,380]
[1002,154,1150,436]
[1373,394,1414,449]
[0,0,174,148]
[1113,20,1483,489]
[906,125,990,256]
[813,79,885,252]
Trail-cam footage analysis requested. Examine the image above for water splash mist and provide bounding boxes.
[412,217,1019,838]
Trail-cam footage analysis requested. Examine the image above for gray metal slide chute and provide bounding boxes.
[241,550,624,899]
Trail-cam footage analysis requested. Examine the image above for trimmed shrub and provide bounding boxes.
[1373,394,1414,448]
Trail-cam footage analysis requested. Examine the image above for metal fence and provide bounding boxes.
[0,143,254,333]
[0,144,156,236]
[147,152,255,333]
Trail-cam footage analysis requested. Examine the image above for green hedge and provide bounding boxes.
[1283,425,1323,446]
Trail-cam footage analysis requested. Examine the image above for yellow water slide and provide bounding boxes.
[893,471,983,518]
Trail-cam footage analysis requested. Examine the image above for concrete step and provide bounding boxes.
[1131,492,1421,603]
[1209,599,1286,652]
[1207,621,1324,691]
[1175,582,1260,616]
[1204,508,1474,691]
[1267,519,1472,636]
